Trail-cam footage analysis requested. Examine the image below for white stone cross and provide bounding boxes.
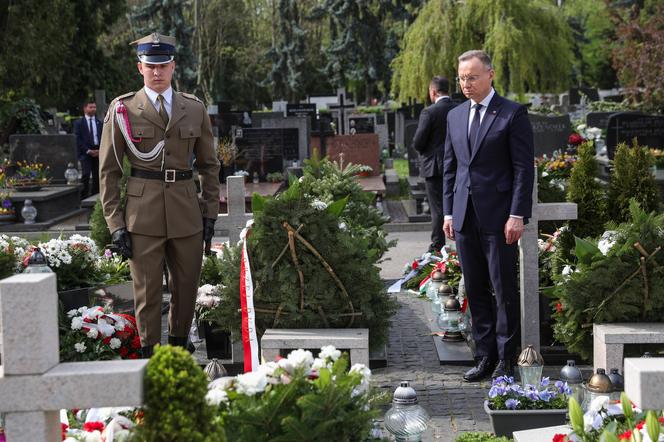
[216,175,252,245]
[624,358,664,410]
[518,169,577,352]
[0,274,147,442]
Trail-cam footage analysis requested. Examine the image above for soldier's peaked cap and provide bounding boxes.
[130,33,176,64]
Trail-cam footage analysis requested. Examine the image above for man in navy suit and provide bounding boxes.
[73,100,102,198]
[442,50,534,381]
[412,76,456,253]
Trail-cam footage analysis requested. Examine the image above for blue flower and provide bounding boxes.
[505,399,520,410]
[507,384,524,395]
[488,385,506,398]
[524,386,539,401]
[540,377,550,387]
[538,390,553,402]
[555,380,564,391]
[2,199,12,209]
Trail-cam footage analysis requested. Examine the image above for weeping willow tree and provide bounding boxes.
[392,0,573,102]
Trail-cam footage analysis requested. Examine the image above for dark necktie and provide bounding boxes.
[88,118,95,145]
[157,94,169,126]
[468,103,483,154]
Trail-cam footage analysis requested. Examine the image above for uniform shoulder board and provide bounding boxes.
[117,91,136,100]
[180,92,203,103]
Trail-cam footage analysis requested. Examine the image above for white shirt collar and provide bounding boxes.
[434,95,449,103]
[470,87,495,108]
[144,86,173,106]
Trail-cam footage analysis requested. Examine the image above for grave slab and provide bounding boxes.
[326,134,381,176]
[593,323,664,372]
[3,186,82,229]
[513,425,571,442]
[624,358,664,410]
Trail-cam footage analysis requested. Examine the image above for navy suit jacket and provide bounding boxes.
[73,116,103,161]
[442,93,534,232]
[412,97,456,178]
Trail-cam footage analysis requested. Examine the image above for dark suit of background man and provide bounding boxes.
[442,50,534,382]
[412,76,456,253]
[73,101,102,198]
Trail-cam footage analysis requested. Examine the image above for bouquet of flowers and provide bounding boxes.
[536,152,578,181]
[195,284,222,321]
[96,249,131,286]
[62,407,141,442]
[7,160,50,188]
[0,234,29,278]
[486,376,570,410]
[59,306,141,362]
[403,247,462,291]
[0,192,15,216]
[206,346,385,440]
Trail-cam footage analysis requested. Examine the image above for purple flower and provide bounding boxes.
[538,390,553,402]
[540,377,550,387]
[507,384,524,395]
[488,385,506,398]
[2,199,12,209]
[555,380,564,390]
[525,386,539,401]
[505,399,520,410]
[104,249,113,258]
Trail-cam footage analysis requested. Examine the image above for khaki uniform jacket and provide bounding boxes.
[99,88,220,238]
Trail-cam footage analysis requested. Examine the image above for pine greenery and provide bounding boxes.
[608,141,660,224]
[137,345,224,442]
[552,202,664,360]
[392,0,573,102]
[566,141,607,239]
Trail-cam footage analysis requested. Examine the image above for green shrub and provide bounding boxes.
[608,140,660,223]
[566,141,608,239]
[455,432,511,442]
[136,345,224,442]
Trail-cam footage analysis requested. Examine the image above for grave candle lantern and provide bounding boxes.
[608,368,624,402]
[437,293,465,342]
[384,381,430,442]
[20,199,37,224]
[583,368,613,410]
[426,270,445,301]
[518,345,544,388]
[64,163,79,185]
[560,360,584,405]
[24,247,53,273]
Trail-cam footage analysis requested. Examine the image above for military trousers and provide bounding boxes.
[129,231,203,346]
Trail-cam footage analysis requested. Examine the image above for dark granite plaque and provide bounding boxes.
[528,114,572,157]
[570,87,600,105]
[348,115,375,134]
[286,103,316,122]
[586,112,615,130]
[606,113,664,159]
[9,134,77,184]
[233,128,299,178]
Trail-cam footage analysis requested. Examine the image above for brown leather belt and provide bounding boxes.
[131,168,193,183]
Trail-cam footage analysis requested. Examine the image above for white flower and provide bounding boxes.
[350,363,372,380]
[561,265,574,280]
[541,171,549,178]
[67,309,79,318]
[257,361,279,377]
[109,338,121,349]
[71,317,84,330]
[74,342,87,353]
[589,395,610,413]
[319,345,341,362]
[196,294,221,309]
[78,306,88,314]
[311,199,328,210]
[597,230,618,256]
[583,410,604,432]
[312,358,331,371]
[338,222,347,231]
[235,371,268,396]
[197,284,217,297]
[86,328,99,339]
[287,349,314,370]
[206,388,229,406]
[576,124,587,132]
[277,358,295,374]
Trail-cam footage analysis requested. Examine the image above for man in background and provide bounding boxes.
[73,100,102,198]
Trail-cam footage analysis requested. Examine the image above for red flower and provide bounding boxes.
[411,260,418,270]
[83,421,105,432]
[61,423,68,441]
[555,302,563,313]
[131,335,142,349]
[619,429,632,440]
[659,416,664,424]
[568,133,585,146]
[636,420,645,430]
[552,434,566,442]
[128,353,138,359]
[102,337,112,345]
[119,347,129,357]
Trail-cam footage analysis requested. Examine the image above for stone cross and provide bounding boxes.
[518,169,577,352]
[216,175,252,245]
[624,358,664,410]
[0,274,147,442]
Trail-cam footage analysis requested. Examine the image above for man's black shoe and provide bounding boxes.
[463,356,496,382]
[492,360,515,379]
[141,345,154,359]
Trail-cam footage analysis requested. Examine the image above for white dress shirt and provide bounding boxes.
[144,86,173,119]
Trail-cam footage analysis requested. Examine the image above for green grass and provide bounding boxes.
[393,158,409,178]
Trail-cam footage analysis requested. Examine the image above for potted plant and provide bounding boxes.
[484,375,570,437]
[7,160,50,191]
[0,192,16,224]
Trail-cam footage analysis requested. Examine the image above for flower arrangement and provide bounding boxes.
[59,306,141,362]
[206,346,385,440]
[0,234,29,278]
[0,192,15,216]
[402,247,462,291]
[487,376,570,411]
[7,160,50,188]
[95,248,131,286]
[195,283,222,321]
[217,137,236,165]
[562,394,664,442]
[62,407,140,441]
[536,152,578,181]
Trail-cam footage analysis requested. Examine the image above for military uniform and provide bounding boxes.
[99,33,220,353]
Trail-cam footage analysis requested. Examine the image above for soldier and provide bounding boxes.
[99,33,220,358]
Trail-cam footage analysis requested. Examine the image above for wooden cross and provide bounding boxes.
[0,274,146,441]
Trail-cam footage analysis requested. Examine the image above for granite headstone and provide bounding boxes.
[528,114,572,157]
[586,112,615,130]
[606,113,664,159]
[9,134,77,185]
[232,128,297,179]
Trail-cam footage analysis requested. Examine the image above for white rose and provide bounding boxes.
[277,358,295,374]
[109,338,122,349]
[287,349,314,370]
[589,395,610,413]
[350,363,372,380]
[71,317,84,330]
[206,388,229,406]
[86,328,99,339]
[235,371,268,396]
[74,342,87,353]
[197,284,217,297]
[319,345,341,362]
[67,309,79,317]
[257,361,279,377]
[312,358,331,371]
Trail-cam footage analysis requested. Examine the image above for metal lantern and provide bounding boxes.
[436,293,465,342]
[583,368,613,410]
[426,271,445,301]
[24,247,53,273]
[608,368,624,402]
[560,360,584,404]
[64,163,79,185]
[518,345,544,388]
[204,358,228,381]
[384,381,430,441]
[20,199,37,224]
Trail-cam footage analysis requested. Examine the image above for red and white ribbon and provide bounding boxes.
[239,220,259,372]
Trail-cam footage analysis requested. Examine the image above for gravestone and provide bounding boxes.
[233,127,298,179]
[0,273,147,441]
[528,114,572,157]
[259,115,310,163]
[272,100,288,113]
[286,103,316,122]
[376,122,389,152]
[519,170,577,353]
[624,358,664,410]
[405,120,420,176]
[328,88,355,135]
[325,134,380,176]
[569,87,600,105]
[346,114,376,135]
[9,134,78,184]
[586,112,615,130]
[606,112,664,159]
